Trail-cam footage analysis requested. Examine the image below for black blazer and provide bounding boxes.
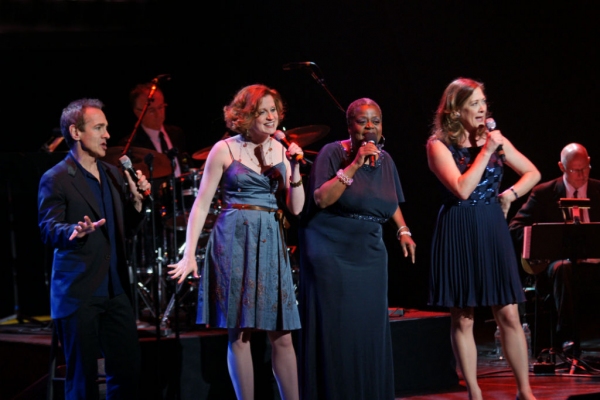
[509,177,600,244]
[38,154,145,319]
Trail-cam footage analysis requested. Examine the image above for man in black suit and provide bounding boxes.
[509,143,600,358]
[38,98,150,399]
[120,82,189,177]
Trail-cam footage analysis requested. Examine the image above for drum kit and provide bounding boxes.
[101,125,329,334]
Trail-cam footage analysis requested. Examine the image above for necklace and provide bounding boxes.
[343,139,354,158]
[238,136,273,168]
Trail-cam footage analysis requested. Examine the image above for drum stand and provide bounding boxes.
[132,153,173,338]
[135,150,190,337]
[130,154,215,336]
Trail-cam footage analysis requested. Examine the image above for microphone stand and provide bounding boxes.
[122,79,160,157]
[120,81,160,328]
[291,62,346,114]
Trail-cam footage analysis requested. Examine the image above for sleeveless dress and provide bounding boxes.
[298,141,404,400]
[196,143,300,331]
[428,141,525,308]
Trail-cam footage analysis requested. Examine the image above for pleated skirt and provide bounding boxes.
[428,202,525,308]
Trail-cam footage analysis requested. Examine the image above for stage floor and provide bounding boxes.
[2,309,600,400]
[1,309,456,400]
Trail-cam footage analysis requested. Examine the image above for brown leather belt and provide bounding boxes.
[224,204,278,213]
[224,203,290,261]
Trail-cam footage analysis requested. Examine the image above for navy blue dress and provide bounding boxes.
[428,141,525,308]
[298,141,404,400]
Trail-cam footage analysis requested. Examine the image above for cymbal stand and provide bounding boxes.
[129,206,161,323]
[166,147,180,265]
[143,153,165,340]
[161,148,180,336]
[127,233,142,324]
[158,242,206,335]
[160,279,196,338]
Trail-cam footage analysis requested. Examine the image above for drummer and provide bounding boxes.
[119,82,190,177]
[117,82,199,239]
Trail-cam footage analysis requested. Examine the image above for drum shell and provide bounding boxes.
[160,169,220,233]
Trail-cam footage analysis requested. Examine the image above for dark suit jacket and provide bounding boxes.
[509,176,600,247]
[38,154,145,319]
[119,124,189,169]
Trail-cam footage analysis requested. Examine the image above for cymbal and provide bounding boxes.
[102,146,172,179]
[284,125,330,148]
[192,145,213,161]
[192,131,231,161]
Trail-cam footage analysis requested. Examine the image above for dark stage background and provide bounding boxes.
[1,1,598,319]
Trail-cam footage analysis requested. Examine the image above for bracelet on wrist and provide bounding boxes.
[509,186,518,200]
[336,169,353,186]
[396,226,411,239]
[290,177,303,188]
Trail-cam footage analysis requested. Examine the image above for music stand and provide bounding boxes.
[558,198,590,225]
[523,222,600,261]
[522,199,600,373]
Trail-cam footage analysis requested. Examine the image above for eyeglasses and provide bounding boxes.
[135,103,168,114]
[567,165,591,174]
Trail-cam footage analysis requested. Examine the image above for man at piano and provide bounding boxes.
[509,142,600,359]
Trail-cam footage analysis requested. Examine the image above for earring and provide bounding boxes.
[453,111,461,118]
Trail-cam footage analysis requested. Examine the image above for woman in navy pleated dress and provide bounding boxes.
[427,78,540,400]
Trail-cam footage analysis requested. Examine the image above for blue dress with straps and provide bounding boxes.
[197,143,300,331]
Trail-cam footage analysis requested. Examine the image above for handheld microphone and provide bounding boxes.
[363,132,378,166]
[273,130,307,165]
[485,118,505,162]
[282,62,315,71]
[119,155,153,200]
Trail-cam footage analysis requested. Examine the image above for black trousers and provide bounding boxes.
[545,260,600,354]
[55,294,141,400]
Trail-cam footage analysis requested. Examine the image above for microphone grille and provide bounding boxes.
[118,155,133,169]
[273,130,286,141]
[364,132,378,143]
[485,118,496,131]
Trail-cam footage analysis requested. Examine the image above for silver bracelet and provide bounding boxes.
[336,169,353,186]
[396,226,411,239]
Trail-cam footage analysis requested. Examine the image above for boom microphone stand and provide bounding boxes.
[121,74,170,157]
[282,61,346,114]
[119,74,171,339]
